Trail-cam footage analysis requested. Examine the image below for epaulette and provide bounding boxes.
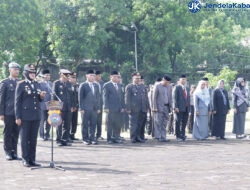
[0,78,8,83]
[18,80,25,84]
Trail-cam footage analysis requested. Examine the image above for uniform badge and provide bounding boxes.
[37,89,41,94]
[25,85,31,94]
[60,91,63,95]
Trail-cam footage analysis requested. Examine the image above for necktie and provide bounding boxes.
[114,83,118,91]
[90,83,94,94]
[183,88,187,99]
[183,88,188,107]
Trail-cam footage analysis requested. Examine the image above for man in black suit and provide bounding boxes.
[173,74,190,141]
[139,75,149,141]
[95,70,104,140]
[79,70,101,145]
[103,71,125,144]
[69,72,79,141]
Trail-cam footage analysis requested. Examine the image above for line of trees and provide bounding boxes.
[0,0,249,84]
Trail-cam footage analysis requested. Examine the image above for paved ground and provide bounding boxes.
[1,133,250,190]
[0,111,250,190]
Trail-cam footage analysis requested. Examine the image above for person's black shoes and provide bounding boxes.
[131,139,137,143]
[108,140,114,144]
[97,136,104,140]
[5,153,13,161]
[12,153,22,160]
[82,140,91,145]
[136,138,145,143]
[91,141,98,145]
[159,139,170,142]
[23,160,31,167]
[29,161,41,167]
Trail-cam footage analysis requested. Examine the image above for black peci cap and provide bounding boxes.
[111,71,119,75]
[86,70,95,74]
[202,77,209,81]
[132,72,141,77]
[95,70,101,75]
[163,74,171,81]
[42,69,50,75]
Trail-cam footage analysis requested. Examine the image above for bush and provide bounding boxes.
[204,66,237,90]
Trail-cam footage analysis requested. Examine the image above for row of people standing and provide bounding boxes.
[189,78,249,140]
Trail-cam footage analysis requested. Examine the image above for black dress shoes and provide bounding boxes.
[82,140,90,145]
[108,140,114,144]
[23,160,31,167]
[91,141,98,145]
[29,161,41,167]
[136,138,145,143]
[131,139,137,143]
[12,153,22,160]
[5,154,13,161]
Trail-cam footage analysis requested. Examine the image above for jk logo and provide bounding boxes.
[188,0,201,13]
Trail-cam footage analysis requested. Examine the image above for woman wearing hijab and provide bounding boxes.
[232,78,249,139]
[212,80,230,140]
[192,81,210,140]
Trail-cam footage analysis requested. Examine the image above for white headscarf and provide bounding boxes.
[194,80,210,106]
[217,80,225,89]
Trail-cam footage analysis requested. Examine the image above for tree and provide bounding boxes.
[204,66,237,90]
[0,0,44,70]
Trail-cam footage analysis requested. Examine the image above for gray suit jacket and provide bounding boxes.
[194,94,210,115]
[78,82,100,111]
[153,83,172,112]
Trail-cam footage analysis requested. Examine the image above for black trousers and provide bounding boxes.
[20,120,40,162]
[39,110,50,139]
[56,111,70,143]
[3,115,19,155]
[106,112,121,141]
[129,111,146,140]
[175,110,189,139]
[70,110,78,137]
[140,112,147,139]
[96,110,103,138]
[189,105,195,133]
[121,112,129,132]
[81,110,97,141]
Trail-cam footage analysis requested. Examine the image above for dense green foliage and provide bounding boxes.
[0,0,249,84]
